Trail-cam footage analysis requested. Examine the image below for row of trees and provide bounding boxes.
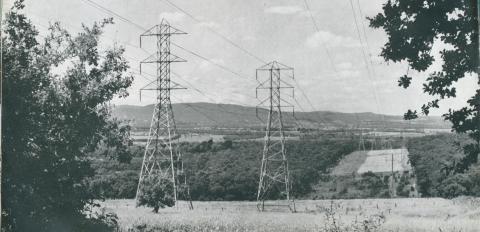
[90,133,480,201]
[87,139,357,201]
[408,134,480,198]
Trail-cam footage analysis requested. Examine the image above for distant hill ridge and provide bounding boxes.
[112,102,451,129]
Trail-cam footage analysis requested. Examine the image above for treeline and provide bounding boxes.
[407,134,480,198]
[88,133,480,201]
[88,139,357,200]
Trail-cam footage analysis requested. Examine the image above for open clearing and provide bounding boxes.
[332,149,411,176]
[101,198,480,232]
[357,149,411,174]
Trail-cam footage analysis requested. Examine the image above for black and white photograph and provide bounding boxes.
[1,0,479,231]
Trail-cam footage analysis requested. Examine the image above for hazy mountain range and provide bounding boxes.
[112,103,451,130]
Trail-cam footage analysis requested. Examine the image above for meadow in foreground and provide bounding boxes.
[101,197,480,232]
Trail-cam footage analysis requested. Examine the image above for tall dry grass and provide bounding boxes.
[100,197,480,232]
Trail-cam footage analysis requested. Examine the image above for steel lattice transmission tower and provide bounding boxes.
[359,128,366,151]
[255,61,296,212]
[135,20,192,209]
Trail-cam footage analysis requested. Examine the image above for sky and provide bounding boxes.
[3,0,478,115]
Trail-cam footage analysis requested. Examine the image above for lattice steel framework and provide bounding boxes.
[135,20,192,209]
[386,140,397,198]
[255,61,295,212]
[358,128,366,151]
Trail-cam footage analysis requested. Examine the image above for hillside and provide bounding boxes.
[112,103,451,130]
[88,139,357,200]
[113,103,268,129]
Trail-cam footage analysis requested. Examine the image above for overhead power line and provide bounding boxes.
[81,0,330,123]
[300,0,338,123]
[171,43,248,79]
[349,0,372,76]
[355,0,373,65]
[349,0,389,140]
[55,0,316,126]
[79,0,319,126]
[301,0,377,131]
[138,91,220,125]
[292,79,328,126]
[302,0,338,73]
[348,0,382,115]
[80,0,254,81]
[162,0,267,64]
[30,16,259,120]
[82,0,144,30]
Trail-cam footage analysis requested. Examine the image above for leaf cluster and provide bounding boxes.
[369,0,479,169]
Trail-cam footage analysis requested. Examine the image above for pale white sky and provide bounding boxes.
[3,0,478,115]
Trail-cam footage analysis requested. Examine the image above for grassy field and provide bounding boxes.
[101,197,480,232]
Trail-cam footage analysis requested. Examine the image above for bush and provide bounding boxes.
[137,176,175,213]
[88,171,138,199]
[407,134,473,197]
[436,174,472,198]
[396,173,411,197]
[355,172,389,198]
[467,164,480,197]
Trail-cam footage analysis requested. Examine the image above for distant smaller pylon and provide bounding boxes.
[359,128,366,151]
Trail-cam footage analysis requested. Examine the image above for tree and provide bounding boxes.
[369,0,479,171]
[467,163,480,196]
[137,176,175,213]
[356,172,389,198]
[436,173,472,198]
[1,1,133,231]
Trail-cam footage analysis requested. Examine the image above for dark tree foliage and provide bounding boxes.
[407,134,480,198]
[355,172,390,198]
[137,176,175,213]
[369,0,480,171]
[467,164,480,195]
[395,173,412,197]
[87,170,138,199]
[85,139,357,201]
[184,139,357,201]
[436,173,473,198]
[1,1,133,231]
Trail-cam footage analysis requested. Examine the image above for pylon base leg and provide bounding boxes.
[256,199,296,213]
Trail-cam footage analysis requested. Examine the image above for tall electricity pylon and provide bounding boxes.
[135,20,192,209]
[255,61,295,212]
[359,128,366,151]
[386,139,397,198]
